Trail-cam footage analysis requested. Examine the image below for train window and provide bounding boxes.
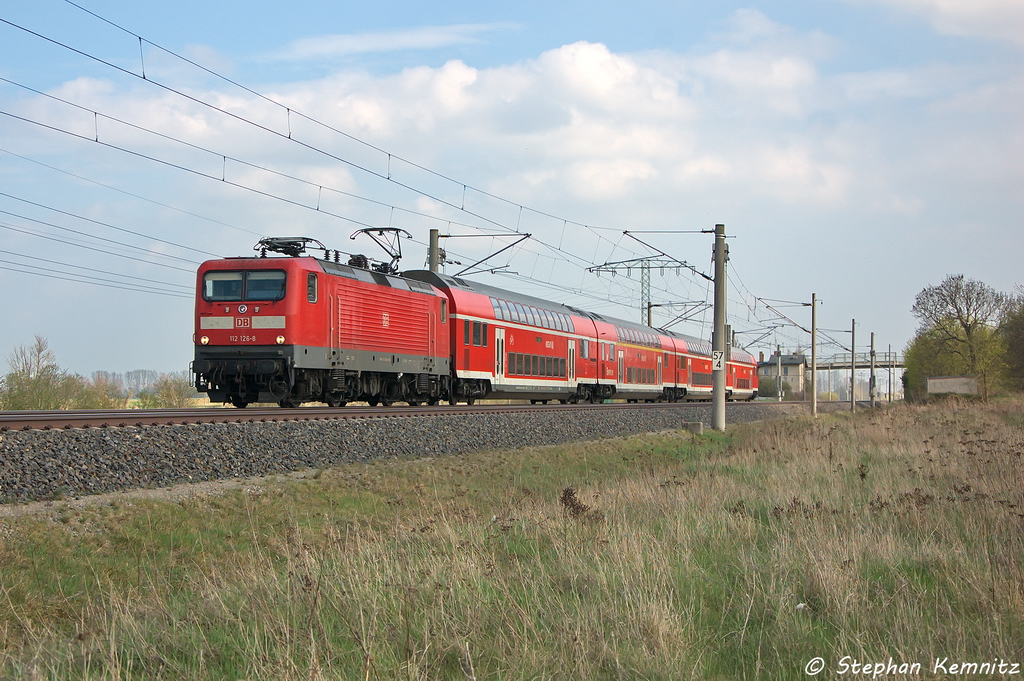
[498,299,510,321]
[203,271,243,301]
[559,358,566,378]
[440,299,447,323]
[516,353,524,375]
[464,320,470,345]
[307,273,318,303]
[491,298,501,319]
[543,310,555,329]
[204,270,290,302]
[472,321,481,346]
[245,270,287,301]
[532,355,539,376]
[513,303,526,324]
[482,322,488,347]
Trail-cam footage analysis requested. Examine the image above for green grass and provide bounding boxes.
[2,398,1024,679]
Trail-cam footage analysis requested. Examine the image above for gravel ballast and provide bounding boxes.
[0,403,822,504]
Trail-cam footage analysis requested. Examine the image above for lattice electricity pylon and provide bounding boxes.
[588,257,691,324]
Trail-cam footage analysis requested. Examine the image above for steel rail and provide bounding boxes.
[0,401,779,432]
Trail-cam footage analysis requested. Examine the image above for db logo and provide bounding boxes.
[381,312,390,327]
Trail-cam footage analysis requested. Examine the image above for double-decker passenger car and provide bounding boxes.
[403,270,759,404]
[192,238,758,407]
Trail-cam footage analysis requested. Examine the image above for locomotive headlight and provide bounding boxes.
[200,336,210,345]
[276,335,286,345]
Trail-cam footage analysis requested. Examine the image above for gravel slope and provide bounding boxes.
[0,403,818,504]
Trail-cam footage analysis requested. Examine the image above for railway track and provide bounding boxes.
[0,401,784,432]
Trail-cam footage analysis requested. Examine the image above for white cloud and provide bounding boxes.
[848,0,1024,46]
[268,24,517,61]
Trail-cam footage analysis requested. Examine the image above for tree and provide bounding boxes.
[911,275,1009,398]
[903,326,970,401]
[136,372,198,408]
[74,372,129,409]
[0,336,81,410]
[1001,286,1024,391]
[124,369,160,400]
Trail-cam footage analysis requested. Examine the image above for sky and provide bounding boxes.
[0,0,1021,377]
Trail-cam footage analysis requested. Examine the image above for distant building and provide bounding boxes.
[758,353,809,397]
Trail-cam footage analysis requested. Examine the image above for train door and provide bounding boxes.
[329,293,335,353]
[568,339,576,382]
[657,355,663,385]
[617,350,625,384]
[429,312,436,359]
[335,292,344,348]
[494,328,506,381]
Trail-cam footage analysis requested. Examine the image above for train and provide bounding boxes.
[192,237,758,407]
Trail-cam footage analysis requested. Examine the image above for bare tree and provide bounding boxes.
[0,336,78,410]
[136,372,199,408]
[911,275,1008,398]
[124,369,160,400]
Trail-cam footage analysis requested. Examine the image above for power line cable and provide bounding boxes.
[0,248,192,289]
[0,147,260,237]
[0,13,658,280]
[0,220,196,273]
[0,189,218,259]
[0,261,191,298]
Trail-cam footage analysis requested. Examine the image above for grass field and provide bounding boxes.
[2,398,1023,679]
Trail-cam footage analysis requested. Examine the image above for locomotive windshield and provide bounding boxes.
[202,270,287,301]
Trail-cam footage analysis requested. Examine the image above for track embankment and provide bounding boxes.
[0,402,825,504]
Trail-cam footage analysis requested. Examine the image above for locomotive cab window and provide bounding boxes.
[245,270,287,301]
[202,269,286,302]
[203,271,243,301]
[307,273,318,303]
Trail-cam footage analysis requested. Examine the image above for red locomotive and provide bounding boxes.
[192,237,758,407]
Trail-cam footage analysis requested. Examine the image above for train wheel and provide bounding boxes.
[326,394,346,407]
[407,400,420,406]
[367,397,379,407]
[230,397,249,409]
[278,399,298,408]
[466,397,476,405]
[427,397,439,406]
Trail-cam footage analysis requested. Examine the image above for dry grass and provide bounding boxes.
[2,397,1023,679]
